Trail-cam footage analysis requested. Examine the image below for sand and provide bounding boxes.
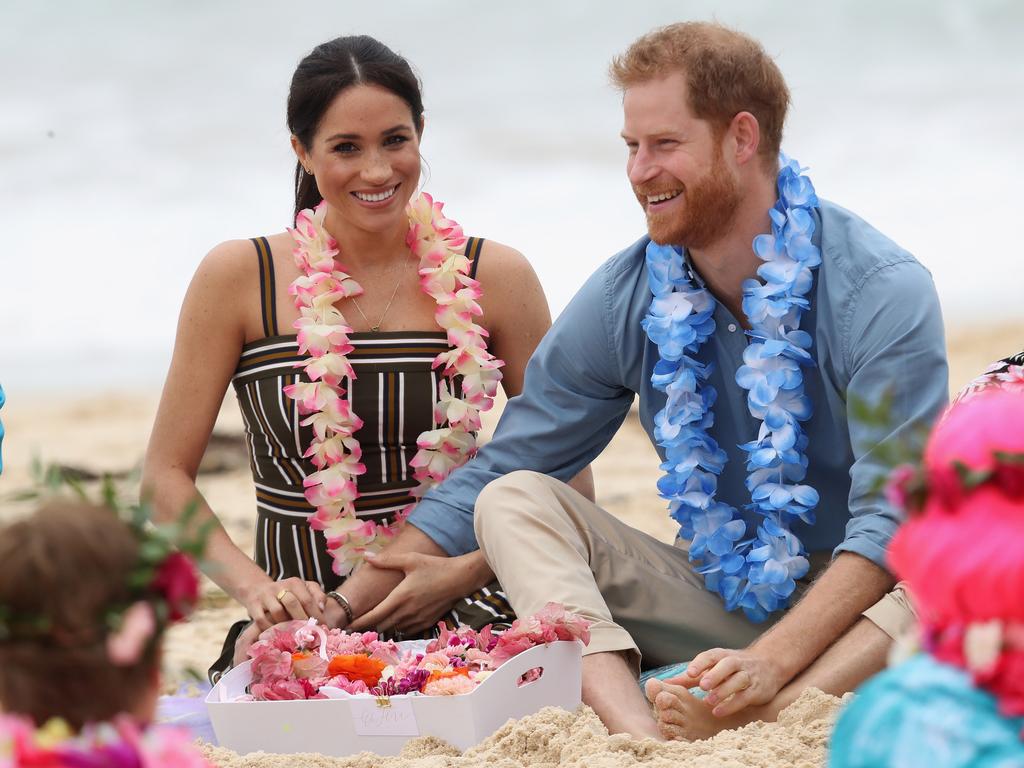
[200,690,846,768]
[0,321,1019,766]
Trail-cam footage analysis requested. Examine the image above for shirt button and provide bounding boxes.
[727,323,737,332]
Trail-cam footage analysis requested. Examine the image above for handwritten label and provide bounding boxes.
[350,697,419,736]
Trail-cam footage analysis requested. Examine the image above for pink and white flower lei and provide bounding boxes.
[283,194,504,576]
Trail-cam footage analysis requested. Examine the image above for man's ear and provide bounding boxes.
[728,111,761,167]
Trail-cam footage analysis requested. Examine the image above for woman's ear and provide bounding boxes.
[291,135,311,173]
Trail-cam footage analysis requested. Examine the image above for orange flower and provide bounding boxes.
[327,654,387,686]
[425,667,470,686]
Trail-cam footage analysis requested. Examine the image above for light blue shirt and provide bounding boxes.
[409,201,949,571]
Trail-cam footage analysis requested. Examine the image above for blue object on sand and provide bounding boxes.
[156,682,218,744]
[638,661,708,700]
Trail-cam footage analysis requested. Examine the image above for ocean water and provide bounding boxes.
[2,0,1022,392]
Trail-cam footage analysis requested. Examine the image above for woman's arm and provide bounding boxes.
[141,241,325,630]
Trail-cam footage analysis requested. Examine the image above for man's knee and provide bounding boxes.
[474,470,559,542]
[863,582,916,640]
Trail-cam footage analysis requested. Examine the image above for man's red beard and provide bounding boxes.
[636,149,741,250]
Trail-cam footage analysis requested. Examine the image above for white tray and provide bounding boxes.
[205,639,582,756]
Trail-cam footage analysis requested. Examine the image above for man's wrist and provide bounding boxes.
[747,634,800,684]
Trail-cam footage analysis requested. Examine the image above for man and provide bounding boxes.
[337,22,948,738]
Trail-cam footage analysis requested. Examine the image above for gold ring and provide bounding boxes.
[276,589,289,602]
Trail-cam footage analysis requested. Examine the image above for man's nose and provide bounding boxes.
[627,145,658,187]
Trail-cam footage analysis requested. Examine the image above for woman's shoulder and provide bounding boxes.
[185,238,270,311]
[195,233,291,286]
[470,238,538,287]
[198,238,259,276]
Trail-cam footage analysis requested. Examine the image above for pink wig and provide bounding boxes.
[888,388,1024,717]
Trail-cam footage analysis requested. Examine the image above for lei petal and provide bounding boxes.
[285,197,502,575]
[643,154,821,621]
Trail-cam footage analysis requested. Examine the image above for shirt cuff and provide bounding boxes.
[406,499,477,557]
[832,534,891,574]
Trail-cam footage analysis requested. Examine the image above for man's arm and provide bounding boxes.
[680,256,949,714]
[406,254,639,557]
[327,252,640,626]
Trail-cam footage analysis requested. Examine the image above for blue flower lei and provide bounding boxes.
[642,155,822,622]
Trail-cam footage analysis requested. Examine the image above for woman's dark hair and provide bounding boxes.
[288,36,424,220]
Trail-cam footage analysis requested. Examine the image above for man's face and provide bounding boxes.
[622,72,740,249]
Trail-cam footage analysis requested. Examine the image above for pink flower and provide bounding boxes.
[249,647,293,681]
[294,315,353,357]
[151,551,200,622]
[884,464,916,511]
[250,679,309,701]
[423,675,475,696]
[106,601,157,665]
[290,652,329,680]
[304,435,354,469]
[283,381,336,415]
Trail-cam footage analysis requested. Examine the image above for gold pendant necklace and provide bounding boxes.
[350,264,405,332]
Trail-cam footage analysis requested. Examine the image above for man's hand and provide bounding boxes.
[348,551,484,634]
[668,647,788,717]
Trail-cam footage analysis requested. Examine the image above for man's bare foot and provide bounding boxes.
[644,678,765,741]
[583,651,664,740]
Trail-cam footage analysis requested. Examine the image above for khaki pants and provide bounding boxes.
[474,471,914,671]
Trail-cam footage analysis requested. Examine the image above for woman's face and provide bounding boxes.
[295,84,422,236]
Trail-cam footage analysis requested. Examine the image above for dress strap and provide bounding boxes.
[252,237,278,337]
[466,236,486,280]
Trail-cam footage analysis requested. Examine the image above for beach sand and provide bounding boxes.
[0,321,1018,766]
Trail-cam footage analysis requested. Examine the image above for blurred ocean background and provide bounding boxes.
[2,0,1022,393]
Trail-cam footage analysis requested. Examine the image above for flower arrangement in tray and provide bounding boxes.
[245,603,590,701]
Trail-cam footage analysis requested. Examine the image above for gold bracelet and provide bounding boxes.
[326,590,355,624]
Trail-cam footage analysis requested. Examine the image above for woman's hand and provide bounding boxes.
[240,577,328,631]
[348,551,488,634]
[232,621,263,666]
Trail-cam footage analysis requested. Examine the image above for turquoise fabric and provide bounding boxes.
[410,201,949,568]
[830,654,1024,768]
[638,662,707,699]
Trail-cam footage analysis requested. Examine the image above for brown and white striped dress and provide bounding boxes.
[217,236,513,664]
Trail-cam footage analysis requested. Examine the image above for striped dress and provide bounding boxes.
[232,236,513,625]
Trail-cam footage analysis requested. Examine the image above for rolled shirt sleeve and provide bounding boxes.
[408,256,636,555]
[836,258,949,568]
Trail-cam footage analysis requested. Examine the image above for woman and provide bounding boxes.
[142,36,591,678]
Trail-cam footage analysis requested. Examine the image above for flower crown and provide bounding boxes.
[0,468,208,666]
[886,450,1024,516]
